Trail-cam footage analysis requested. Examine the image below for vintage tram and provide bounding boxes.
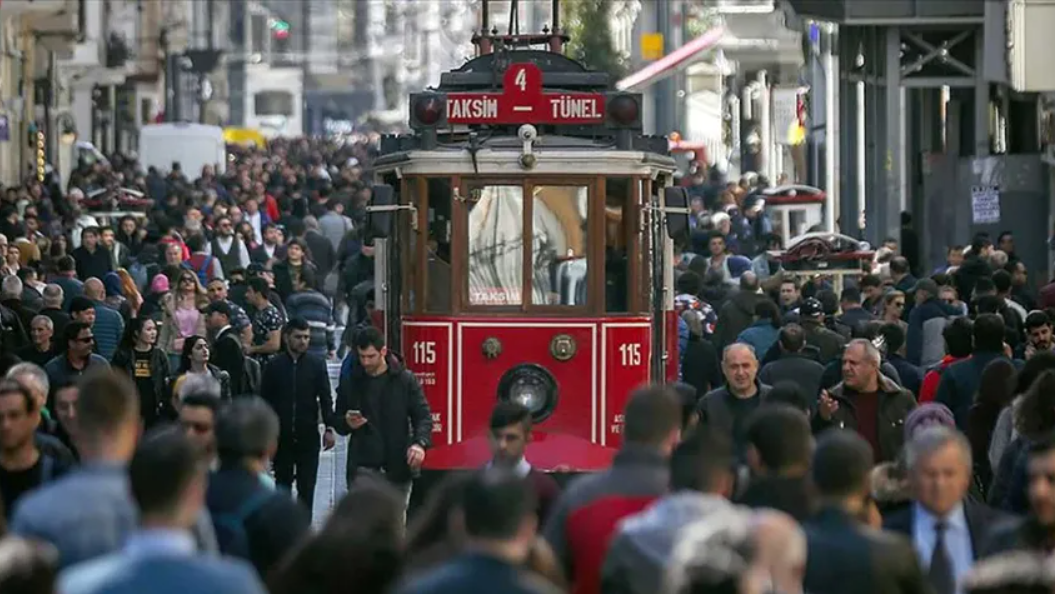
[365,13,688,478]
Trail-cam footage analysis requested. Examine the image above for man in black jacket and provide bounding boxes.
[804,430,929,594]
[260,317,337,514]
[883,426,1010,594]
[334,326,432,506]
[205,301,247,397]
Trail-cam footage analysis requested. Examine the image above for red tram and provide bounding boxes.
[365,13,688,476]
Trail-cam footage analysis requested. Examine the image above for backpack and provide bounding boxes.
[190,254,215,285]
[213,489,274,559]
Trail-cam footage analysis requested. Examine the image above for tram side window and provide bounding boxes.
[605,178,631,313]
[467,186,525,306]
[425,178,453,312]
[532,185,588,306]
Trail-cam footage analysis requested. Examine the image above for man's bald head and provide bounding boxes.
[751,510,807,594]
[83,278,104,301]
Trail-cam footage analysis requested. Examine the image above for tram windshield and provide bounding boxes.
[404,175,643,316]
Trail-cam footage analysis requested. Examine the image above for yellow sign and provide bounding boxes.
[641,33,664,60]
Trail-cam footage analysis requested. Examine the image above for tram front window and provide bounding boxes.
[532,186,588,306]
[468,186,525,306]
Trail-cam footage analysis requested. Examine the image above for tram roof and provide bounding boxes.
[373,140,677,177]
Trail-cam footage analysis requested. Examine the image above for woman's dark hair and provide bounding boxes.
[268,481,405,594]
[119,317,155,351]
[1014,350,1055,396]
[178,335,208,374]
[1014,369,1055,441]
[975,358,1017,409]
[404,472,473,572]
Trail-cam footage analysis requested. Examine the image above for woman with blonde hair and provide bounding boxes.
[115,268,143,315]
[157,269,208,370]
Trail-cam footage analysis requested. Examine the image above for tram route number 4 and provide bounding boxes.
[445,62,606,126]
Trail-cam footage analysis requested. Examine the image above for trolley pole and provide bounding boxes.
[655,0,673,135]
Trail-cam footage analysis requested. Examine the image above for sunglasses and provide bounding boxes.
[75,336,94,344]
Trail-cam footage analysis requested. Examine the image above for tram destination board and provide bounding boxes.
[446,63,606,125]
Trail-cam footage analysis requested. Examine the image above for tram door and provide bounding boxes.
[367,183,406,355]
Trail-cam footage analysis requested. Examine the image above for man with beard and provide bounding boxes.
[206,216,251,277]
[1018,311,1054,360]
[486,402,560,524]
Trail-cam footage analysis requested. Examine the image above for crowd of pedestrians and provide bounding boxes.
[2,142,1055,594]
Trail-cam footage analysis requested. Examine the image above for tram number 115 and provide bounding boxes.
[619,343,641,367]
[413,341,437,365]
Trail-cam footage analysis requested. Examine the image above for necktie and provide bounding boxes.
[929,521,956,594]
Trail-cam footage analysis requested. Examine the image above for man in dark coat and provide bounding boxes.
[803,430,930,594]
[883,426,1011,593]
[813,339,917,463]
[713,273,762,352]
[936,313,1015,430]
[737,404,814,521]
[260,318,337,514]
[334,325,432,503]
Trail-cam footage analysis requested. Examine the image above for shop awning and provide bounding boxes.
[615,27,726,91]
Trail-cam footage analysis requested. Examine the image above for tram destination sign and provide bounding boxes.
[445,63,606,125]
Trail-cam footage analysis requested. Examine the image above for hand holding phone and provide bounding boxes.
[345,410,367,430]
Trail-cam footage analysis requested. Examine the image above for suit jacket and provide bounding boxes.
[804,507,930,594]
[882,500,1011,561]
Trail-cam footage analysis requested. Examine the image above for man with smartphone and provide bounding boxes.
[334,326,432,508]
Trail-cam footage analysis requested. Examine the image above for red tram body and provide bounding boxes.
[366,31,686,475]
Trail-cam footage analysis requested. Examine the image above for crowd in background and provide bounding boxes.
[1,141,1055,594]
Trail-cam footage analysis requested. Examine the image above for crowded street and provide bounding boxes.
[4,0,1055,594]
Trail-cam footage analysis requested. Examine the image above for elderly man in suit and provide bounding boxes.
[883,426,1011,594]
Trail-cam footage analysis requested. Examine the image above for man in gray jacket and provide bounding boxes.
[601,426,740,594]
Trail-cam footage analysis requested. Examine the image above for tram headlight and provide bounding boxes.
[497,364,558,422]
[606,93,642,129]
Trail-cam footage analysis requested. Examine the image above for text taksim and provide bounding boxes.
[447,97,498,120]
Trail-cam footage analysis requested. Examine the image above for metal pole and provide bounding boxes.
[758,70,771,180]
[824,23,838,233]
[655,0,672,134]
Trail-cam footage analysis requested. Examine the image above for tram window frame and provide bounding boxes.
[457,177,600,315]
[603,177,630,314]
[424,177,454,313]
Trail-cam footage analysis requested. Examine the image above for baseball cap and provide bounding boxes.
[799,297,824,317]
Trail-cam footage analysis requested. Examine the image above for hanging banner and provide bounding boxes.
[971,185,1001,224]
[772,87,800,146]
